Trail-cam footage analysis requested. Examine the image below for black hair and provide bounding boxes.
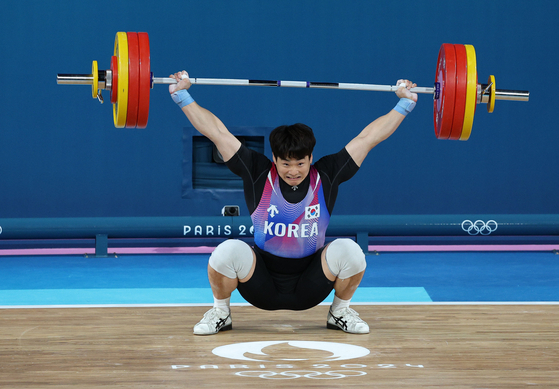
[269,123,316,160]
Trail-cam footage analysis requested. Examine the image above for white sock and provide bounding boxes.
[330,295,350,312]
[213,296,231,314]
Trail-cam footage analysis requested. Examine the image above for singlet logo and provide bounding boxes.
[267,205,279,218]
[305,204,320,219]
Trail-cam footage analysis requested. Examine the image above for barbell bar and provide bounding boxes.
[56,31,529,139]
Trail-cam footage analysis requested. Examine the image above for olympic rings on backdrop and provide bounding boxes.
[235,370,367,380]
[461,220,498,235]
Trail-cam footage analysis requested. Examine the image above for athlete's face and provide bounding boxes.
[274,154,313,187]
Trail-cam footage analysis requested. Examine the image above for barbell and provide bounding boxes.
[57,31,529,140]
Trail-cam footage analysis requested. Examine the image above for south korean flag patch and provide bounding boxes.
[305,204,320,220]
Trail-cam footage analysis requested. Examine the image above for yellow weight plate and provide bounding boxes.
[113,32,129,128]
[487,75,496,113]
[91,60,98,99]
[460,44,477,141]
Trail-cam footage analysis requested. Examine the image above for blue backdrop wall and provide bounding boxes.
[0,0,556,219]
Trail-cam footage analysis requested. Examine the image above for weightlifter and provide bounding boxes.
[169,71,417,335]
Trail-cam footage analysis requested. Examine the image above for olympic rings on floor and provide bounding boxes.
[235,370,367,379]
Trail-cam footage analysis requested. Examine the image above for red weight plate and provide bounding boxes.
[433,44,456,139]
[450,44,468,140]
[137,32,151,129]
[126,32,140,128]
[110,56,118,104]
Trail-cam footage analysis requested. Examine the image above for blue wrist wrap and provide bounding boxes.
[171,89,194,108]
[394,98,416,116]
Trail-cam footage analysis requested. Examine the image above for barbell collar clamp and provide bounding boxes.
[58,71,112,104]
[477,83,529,103]
[57,71,112,91]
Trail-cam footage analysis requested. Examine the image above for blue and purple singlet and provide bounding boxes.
[251,164,330,258]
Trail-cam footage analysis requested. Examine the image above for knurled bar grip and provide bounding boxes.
[57,74,530,102]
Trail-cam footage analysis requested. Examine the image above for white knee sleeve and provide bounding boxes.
[325,238,366,279]
[209,239,254,280]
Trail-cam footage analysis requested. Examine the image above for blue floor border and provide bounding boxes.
[1,251,558,306]
[0,287,432,306]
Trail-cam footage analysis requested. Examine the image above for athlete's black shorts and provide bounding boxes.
[236,245,335,311]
